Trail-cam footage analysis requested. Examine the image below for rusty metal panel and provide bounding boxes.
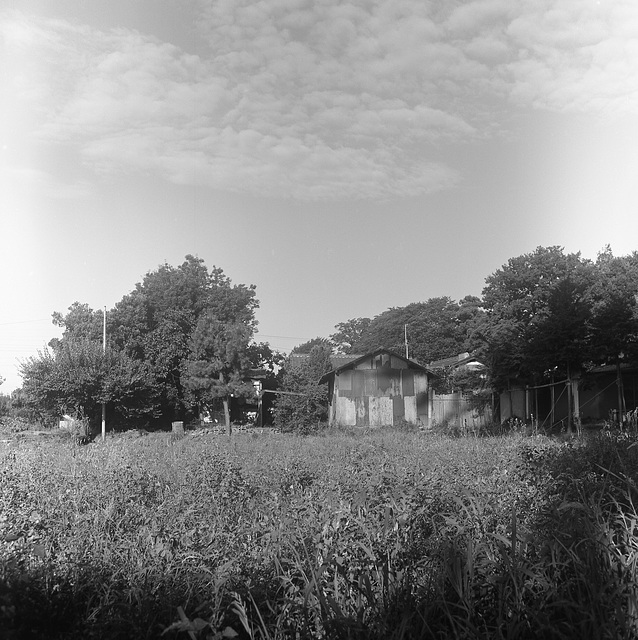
[336,395,356,425]
[390,373,401,397]
[364,370,377,396]
[338,370,352,398]
[402,370,414,396]
[373,353,392,369]
[390,356,408,369]
[354,358,374,370]
[352,370,365,397]
[368,397,379,426]
[393,396,404,419]
[404,396,418,423]
[369,396,393,425]
[415,373,429,418]
[338,370,352,390]
[379,397,394,425]
[377,368,391,394]
[356,397,368,426]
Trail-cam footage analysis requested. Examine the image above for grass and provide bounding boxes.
[1,424,638,639]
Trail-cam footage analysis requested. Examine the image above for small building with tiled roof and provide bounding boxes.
[319,347,435,427]
[429,352,485,371]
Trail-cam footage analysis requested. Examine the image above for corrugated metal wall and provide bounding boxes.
[332,366,429,427]
[432,392,493,430]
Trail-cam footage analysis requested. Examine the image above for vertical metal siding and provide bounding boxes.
[332,362,430,427]
[402,370,415,396]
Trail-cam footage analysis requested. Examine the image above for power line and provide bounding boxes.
[0,318,53,326]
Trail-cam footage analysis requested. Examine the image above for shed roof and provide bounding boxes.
[319,347,433,384]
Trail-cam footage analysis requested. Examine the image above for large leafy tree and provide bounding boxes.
[291,337,333,355]
[347,297,473,364]
[182,314,256,433]
[20,339,153,430]
[21,256,262,430]
[330,318,371,354]
[586,248,638,415]
[107,255,258,424]
[587,248,638,366]
[476,246,596,390]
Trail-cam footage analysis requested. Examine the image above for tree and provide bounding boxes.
[476,246,596,390]
[351,297,470,364]
[291,337,332,354]
[330,318,371,354]
[22,256,260,430]
[182,313,255,434]
[587,249,638,418]
[108,255,258,425]
[588,249,638,366]
[20,339,154,430]
[51,302,104,345]
[273,344,332,434]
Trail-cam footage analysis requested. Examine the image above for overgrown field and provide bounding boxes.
[1,426,638,639]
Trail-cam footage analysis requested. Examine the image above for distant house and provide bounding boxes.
[429,352,485,372]
[428,352,493,430]
[319,348,434,427]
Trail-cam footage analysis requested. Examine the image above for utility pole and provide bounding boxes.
[102,306,106,441]
[404,324,409,359]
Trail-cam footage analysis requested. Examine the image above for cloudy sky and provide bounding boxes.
[1,0,637,392]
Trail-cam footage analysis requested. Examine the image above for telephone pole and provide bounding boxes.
[102,306,106,441]
[404,324,409,359]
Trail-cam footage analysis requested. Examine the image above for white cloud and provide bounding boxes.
[503,0,638,114]
[2,0,636,201]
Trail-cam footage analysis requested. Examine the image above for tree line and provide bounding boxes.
[277,246,638,430]
[323,246,638,383]
[15,256,279,433]
[6,246,638,433]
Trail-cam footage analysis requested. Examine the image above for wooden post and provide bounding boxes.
[617,360,625,426]
[572,377,580,434]
[225,399,231,435]
[566,378,572,434]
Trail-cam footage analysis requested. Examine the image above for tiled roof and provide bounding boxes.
[288,353,362,369]
[429,352,484,369]
[329,354,363,369]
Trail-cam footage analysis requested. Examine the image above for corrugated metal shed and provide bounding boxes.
[320,348,434,427]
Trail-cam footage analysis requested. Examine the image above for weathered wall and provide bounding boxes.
[331,363,429,427]
[432,392,493,430]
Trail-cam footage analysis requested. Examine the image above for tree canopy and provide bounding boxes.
[329,296,483,364]
[474,246,638,391]
[20,256,270,431]
[16,246,638,432]
[273,344,332,434]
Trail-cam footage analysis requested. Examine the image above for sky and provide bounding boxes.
[1,0,638,393]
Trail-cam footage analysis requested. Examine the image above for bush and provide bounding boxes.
[273,345,331,434]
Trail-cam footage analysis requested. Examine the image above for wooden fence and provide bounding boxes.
[431,391,493,431]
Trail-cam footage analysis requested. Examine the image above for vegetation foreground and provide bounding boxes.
[1,426,638,640]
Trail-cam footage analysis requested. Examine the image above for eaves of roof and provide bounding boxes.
[319,347,435,384]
